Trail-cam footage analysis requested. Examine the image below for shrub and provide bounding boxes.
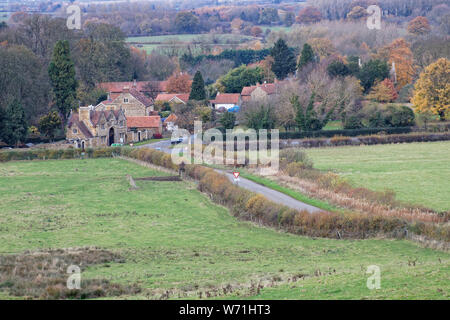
[343,115,364,129]
[279,148,313,168]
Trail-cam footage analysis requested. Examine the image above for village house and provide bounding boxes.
[95,86,154,117]
[241,82,282,102]
[209,93,241,110]
[163,113,178,132]
[66,106,127,148]
[66,106,162,147]
[127,116,163,142]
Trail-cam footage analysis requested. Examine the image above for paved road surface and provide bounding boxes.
[138,139,322,213]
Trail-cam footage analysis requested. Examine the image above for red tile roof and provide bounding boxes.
[163,113,178,123]
[127,116,161,128]
[210,93,240,105]
[155,93,189,104]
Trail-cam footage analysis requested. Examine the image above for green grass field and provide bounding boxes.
[305,141,450,212]
[127,33,256,54]
[127,33,255,44]
[0,158,448,299]
[322,120,344,130]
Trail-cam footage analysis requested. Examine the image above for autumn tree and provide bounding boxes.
[408,16,431,35]
[260,56,276,83]
[296,6,322,24]
[231,18,244,33]
[146,53,177,81]
[347,6,368,20]
[270,38,296,80]
[309,38,337,60]
[412,58,449,121]
[175,12,200,33]
[250,26,263,37]
[166,73,192,93]
[367,79,398,103]
[376,38,415,89]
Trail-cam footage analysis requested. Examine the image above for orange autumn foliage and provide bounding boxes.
[377,38,415,90]
[166,73,192,93]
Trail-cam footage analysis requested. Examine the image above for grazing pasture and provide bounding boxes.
[0,158,448,299]
[305,141,450,212]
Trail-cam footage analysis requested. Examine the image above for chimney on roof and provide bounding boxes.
[133,79,137,88]
[107,92,110,101]
[79,106,90,122]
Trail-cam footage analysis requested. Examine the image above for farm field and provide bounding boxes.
[126,33,257,54]
[0,158,448,299]
[305,141,450,212]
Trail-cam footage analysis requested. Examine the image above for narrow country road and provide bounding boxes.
[137,139,321,213]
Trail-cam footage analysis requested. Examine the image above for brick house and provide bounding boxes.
[66,106,127,148]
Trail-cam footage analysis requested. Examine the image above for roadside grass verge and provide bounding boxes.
[239,172,339,213]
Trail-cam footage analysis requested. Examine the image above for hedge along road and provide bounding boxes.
[138,139,322,213]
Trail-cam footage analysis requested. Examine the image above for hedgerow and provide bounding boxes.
[281,132,450,148]
[0,146,448,244]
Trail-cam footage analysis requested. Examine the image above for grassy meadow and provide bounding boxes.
[305,141,450,212]
[126,33,256,54]
[0,158,448,299]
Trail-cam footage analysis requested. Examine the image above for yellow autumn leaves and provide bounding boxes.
[412,58,450,120]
